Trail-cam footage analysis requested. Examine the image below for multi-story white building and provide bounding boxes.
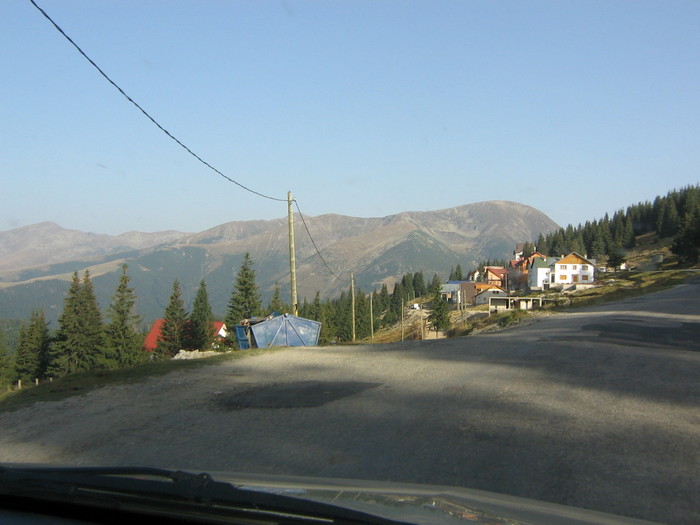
[549,253,596,285]
[528,257,560,290]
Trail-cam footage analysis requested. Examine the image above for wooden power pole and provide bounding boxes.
[369,292,374,343]
[288,191,298,315]
[350,272,356,342]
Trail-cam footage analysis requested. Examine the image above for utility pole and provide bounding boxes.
[401,299,404,341]
[369,292,374,343]
[350,272,356,342]
[288,191,298,315]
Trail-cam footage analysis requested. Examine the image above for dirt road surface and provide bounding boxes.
[2,277,699,523]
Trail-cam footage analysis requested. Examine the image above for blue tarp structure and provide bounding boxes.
[250,313,321,348]
[234,325,251,349]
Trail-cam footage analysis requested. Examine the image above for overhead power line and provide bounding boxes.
[30,0,344,284]
[29,0,286,203]
[294,200,343,281]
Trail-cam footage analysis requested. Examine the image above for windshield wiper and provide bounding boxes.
[0,465,412,525]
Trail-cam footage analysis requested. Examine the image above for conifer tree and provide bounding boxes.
[377,283,390,311]
[14,309,50,383]
[14,322,32,384]
[299,296,310,318]
[536,233,548,255]
[0,330,14,389]
[155,279,187,359]
[401,273,415,300]
[225,252,262,326]
[319,299,336,344]
[332,290,352,342]
[104,264,144,367]
[429,273,442,295]
[388,281,404,321]
[523,242,535,258]
[671,211,700,264]
[80,270,106,365]
[310,291,322,321]
[428,290,451,333]
[355,289,370,340]
[268,282,286,313]
[49,271,104,376]
[412,272,426,298]
[187,279,214,350]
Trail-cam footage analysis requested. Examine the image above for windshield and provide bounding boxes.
[1,2,699,525]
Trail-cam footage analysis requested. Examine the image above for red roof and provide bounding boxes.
[143,319,166,352]
[143,319,228,352]
[212,321,226,337]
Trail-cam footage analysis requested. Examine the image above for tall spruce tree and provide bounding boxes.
[429,273,442,295]
[155,279,188,359]
[49,271,104,376]
[187,279,214,350]
[355,289,370,340]
[225,252,262,328]
[672,211,700,263]
[335,290,353,342]
[14,309,50,383]
[319,299,336,344]
[268,282,286,313]
[80,270,106,366]
[104,264,144,367]
[0,330,14,389]
[412,272,427,298]
[428,290,451,333]
[310,291,322,321]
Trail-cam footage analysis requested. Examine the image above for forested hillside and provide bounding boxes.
[536,185,700,263]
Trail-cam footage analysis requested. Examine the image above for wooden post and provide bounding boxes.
[350,272,356,342]
[369,292,374,343]
[288,191,298,316]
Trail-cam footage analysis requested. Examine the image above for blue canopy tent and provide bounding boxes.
[250,313,321,348]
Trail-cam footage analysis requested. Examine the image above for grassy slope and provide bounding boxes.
[0,348,278,413]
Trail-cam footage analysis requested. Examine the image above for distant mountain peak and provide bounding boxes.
[0,202,559,324]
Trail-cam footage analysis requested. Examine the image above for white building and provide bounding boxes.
[528,257,560,290]
[474,286,507,305]
[549,253,596,285]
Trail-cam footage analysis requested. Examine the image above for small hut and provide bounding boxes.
[249,313,321,348]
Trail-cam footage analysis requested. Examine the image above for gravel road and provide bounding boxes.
[1,278,699,524]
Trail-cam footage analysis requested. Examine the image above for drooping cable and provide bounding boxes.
[293,200,343,281]
[28,0,286,203]
[30,0,345,285]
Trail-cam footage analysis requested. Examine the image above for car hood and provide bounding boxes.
[210,471,656,525]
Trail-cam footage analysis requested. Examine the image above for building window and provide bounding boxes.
[582,275,589,281]
[560,265,567,270]
[582,265,588,270]
[560,274,567,280]
[572,265,577,270]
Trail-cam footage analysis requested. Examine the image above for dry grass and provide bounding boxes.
[0,348,277,412]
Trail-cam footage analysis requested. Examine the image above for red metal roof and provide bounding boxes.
[143,319,227,352]
[143,319,165,352]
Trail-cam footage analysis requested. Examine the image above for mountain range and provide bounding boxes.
[0,201,559,326]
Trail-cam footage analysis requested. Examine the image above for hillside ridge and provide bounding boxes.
[0,201,559,325]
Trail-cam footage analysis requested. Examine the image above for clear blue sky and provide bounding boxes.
[2,0,699,235]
